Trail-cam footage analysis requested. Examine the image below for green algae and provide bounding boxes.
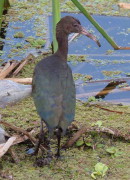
[14,31,25,38]
[0,98,130,179]
[102,70,123,77]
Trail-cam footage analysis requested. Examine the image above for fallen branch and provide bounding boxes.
[12,54,34,76]
[0,61,19,80]
[0,120,46,152]
[1,62,11,72]
[0,128,37,159]
[63,126,130,148]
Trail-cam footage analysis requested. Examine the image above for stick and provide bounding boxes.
[0,61,19,79]
[8,148,20,163]
[93,104,130,114]
[63,126,130,148]
[1,62,11,72]
[13,54,34,76]
[0,120,46,152]
[0,136,16,158]
[6,78,32,84]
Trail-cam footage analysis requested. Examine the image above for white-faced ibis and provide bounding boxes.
[32,16,101,157]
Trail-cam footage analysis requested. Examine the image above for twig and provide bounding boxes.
[93,104,130,114]
[63,126,130,148]
[8,148,20,163]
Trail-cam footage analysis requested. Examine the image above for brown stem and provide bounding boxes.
[0,120,46,152]
[63,126,130,148]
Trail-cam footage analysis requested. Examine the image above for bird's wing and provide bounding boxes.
[59,66,76,133]
[32,64,63,133]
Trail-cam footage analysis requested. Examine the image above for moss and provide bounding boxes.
[0,99,130,179]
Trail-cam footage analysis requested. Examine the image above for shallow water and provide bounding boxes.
[0,12,130,104]
[49,13,130,104]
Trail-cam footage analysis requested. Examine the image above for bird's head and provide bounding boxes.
[56,16,101,47]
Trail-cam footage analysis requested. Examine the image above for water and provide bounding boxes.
[0,12,130,104]
[49,13,130,104]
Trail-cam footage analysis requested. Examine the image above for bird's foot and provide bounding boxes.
[34,156,52,167]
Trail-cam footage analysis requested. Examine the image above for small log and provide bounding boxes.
[6,78,32,84]
[0,61,19,80]
[13,54,34,76]
[0,136,16,158]
[118,3,130,9]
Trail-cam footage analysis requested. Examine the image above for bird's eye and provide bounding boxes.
[73,24,78,27]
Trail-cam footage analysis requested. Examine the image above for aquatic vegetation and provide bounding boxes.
[14,31,25,38]
[102,70,122,77]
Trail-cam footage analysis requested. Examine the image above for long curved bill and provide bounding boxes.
[80,26,101,47]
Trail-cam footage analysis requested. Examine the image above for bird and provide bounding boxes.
[32,16,101,157]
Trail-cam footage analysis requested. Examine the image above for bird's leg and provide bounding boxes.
[33,120,44,155]
[55,128,62,158]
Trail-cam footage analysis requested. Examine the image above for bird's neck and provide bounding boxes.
[56,30,68,61]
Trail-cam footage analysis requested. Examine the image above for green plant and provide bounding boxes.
[26,36,46,48]
[88,96,97,102]
[91,121,103,128]
[106,147,123,158]
[91,162,108,179]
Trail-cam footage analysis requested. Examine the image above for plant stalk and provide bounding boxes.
[52,0,61,52]
[71,0,120,50]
